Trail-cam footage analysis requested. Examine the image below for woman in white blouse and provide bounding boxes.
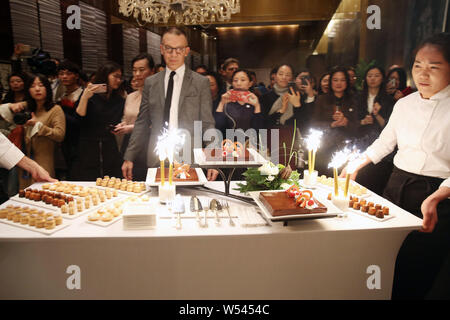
[113,53,155,180]
[344,33,450,299]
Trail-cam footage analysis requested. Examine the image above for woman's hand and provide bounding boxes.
[300,78,315,97]
[24,112,38,127]
[81,83,101,101]
[372,102,381,116]
[331,111,348,127]
[287,87,301,107]
[247,93,261,113]
[279,93,289,113]
[393,90,404,100]
[361,114,374,125]
[113,122,134,135]
[420,196,439,233]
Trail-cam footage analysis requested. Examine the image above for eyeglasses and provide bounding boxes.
[163,45,187,54]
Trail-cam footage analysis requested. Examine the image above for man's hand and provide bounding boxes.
[122,160,134,180]
[17,156,57,183]
[207,169,219,181]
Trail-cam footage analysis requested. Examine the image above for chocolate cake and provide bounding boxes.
[203,148,254,161]
[259,192,327,217]
[155,168,199,182]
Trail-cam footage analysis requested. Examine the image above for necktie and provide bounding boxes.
[163,71,176,126]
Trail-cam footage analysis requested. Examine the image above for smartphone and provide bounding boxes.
[388,78,397,87]
[94,84,107,93]
[288,82,299,93]
[301,76,310,86]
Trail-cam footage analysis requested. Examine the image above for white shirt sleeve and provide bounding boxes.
[0,134,24,170]
[441,178,450,189]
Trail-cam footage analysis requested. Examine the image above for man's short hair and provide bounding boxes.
[223,58,239,70]
[161,26,189,43]
[131,53,155,70]
[57,59,80,75]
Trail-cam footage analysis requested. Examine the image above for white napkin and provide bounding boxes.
[230,204,267,227]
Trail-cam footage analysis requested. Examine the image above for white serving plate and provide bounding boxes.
[193,147,267,167]
[313,179,372,199]
[0,218,70,235]
[146,167,208,187]
[248,190,340,222]
[86,216,122,227]
[10,195,122,220]
[94,185,151,197]
[347,207,395,222]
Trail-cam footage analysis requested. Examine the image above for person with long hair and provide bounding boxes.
[386,67,414,101]
[318,73,330,95]
[355,65,396,195]
[19,74,66,188]
[310,66,359,176]
[343,33,450,299]
[72,61,125,180]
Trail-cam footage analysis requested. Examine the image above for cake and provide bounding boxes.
[203,139,254,162]
[259,191,327,217]
[155,167,199,182]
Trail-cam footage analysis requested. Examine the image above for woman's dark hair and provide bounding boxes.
[273,64,295,76]
[362,65,386,92]
[328,66,351,97]
[318,72,330,95]
[92,61,125,97]
[360,66,386,107]
[25,74,55,112]
[414,32,450,63]
[387,67,407,91]
[205,71,223,92]
[131,53,155,70]
[1,72,29,103]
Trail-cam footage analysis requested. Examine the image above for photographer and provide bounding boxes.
[294,69,317,132]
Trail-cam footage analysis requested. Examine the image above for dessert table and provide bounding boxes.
[0,181,422,300]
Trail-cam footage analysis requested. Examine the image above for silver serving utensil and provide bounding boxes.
[223,200,235,226]
[190,196,203,227]
[210,199,221,226]
[172,195,185,230]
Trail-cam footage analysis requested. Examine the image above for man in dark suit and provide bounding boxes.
[122,27,218,181]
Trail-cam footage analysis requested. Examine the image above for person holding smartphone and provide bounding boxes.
[72,61,125,180]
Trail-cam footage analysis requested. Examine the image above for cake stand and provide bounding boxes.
[193,147,268,203]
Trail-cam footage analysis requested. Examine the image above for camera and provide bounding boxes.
[27,48,57,76]
[13,109,32,125]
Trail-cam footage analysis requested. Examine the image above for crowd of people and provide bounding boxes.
[0,27,449,299]
[0,32,434,197]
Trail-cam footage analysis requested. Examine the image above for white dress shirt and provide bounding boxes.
[0,133,24,170]
[164,64,186,130]
[366,85,450,189]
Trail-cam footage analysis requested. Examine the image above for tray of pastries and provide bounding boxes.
[249,185,339,222]
[86,194,152,227]
[346,195,394,222]
[95,176,150,195]
[11,184,121,219]
[0,204,69,235]
[316,175,371,198]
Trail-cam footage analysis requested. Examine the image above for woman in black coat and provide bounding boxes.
[355,65,395,195]
[71,61,125,180]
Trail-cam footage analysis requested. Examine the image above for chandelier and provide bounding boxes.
[118,0,241,25]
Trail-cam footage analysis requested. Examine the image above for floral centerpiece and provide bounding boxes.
[235,162,300,193]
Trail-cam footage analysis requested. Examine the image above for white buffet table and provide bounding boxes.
[0,181,422,300]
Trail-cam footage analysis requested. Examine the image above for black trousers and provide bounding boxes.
[383,167,450,299]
